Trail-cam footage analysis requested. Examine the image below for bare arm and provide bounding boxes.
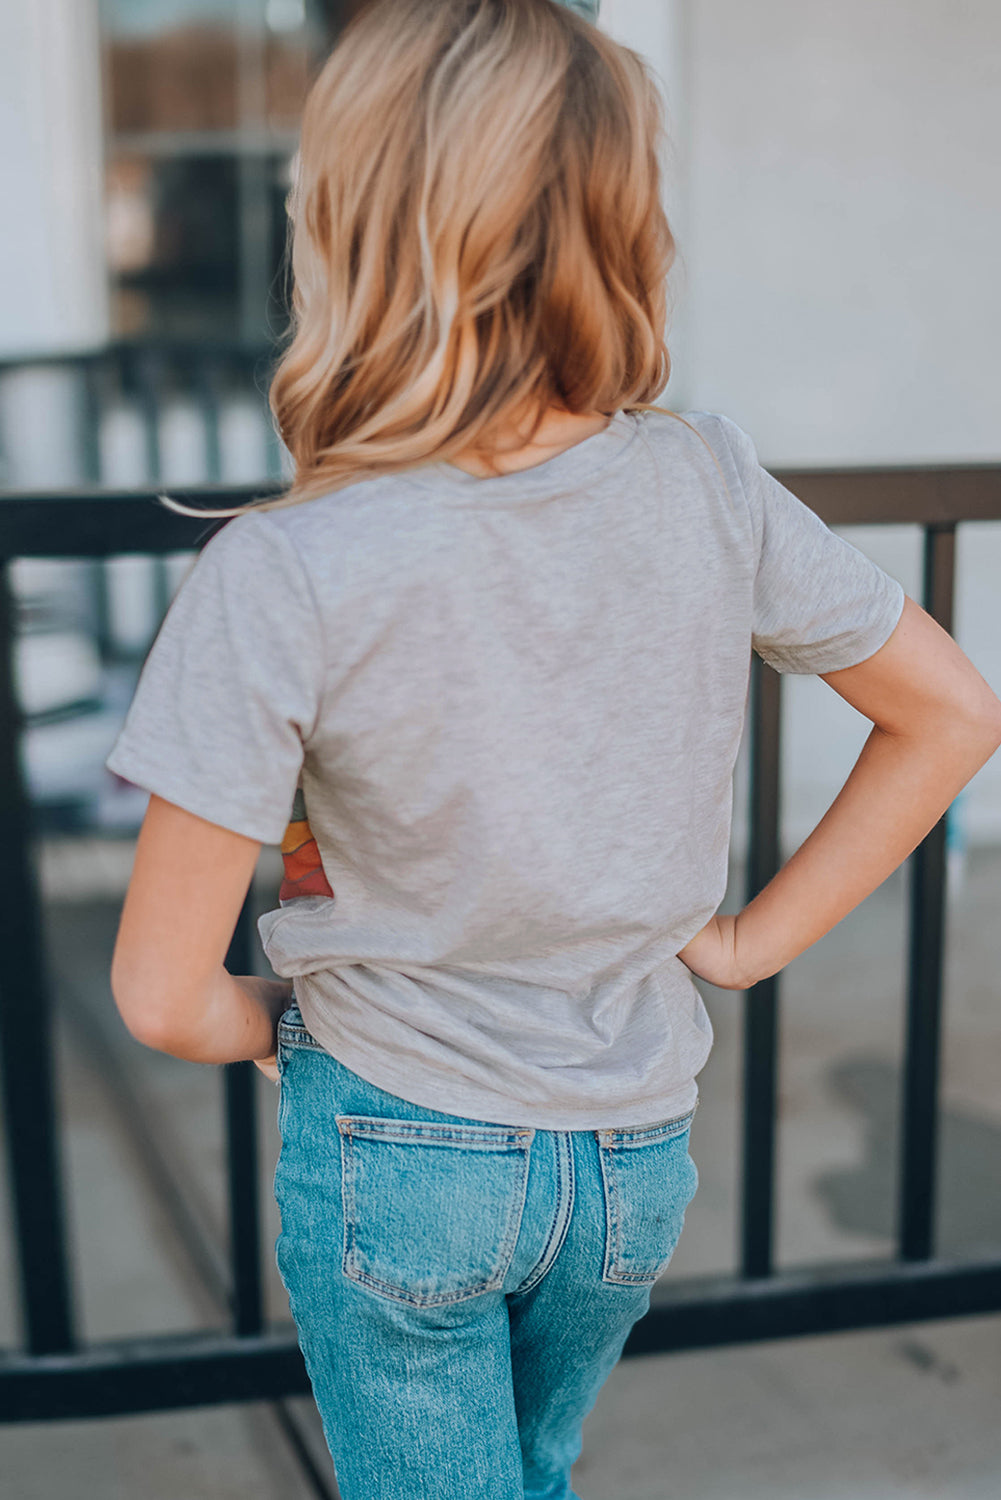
[110,794,292,1079]
[678,595,1001,990]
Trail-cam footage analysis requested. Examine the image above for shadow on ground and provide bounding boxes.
[816,1054,1001,1258]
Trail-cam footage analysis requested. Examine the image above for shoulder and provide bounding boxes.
[245,473,425,543]
[215,476,455,604]
[192,507,311,594]
[629,406,759,476]
[676,409,759,471]
[200,477,398,562]
[629,407,763,528]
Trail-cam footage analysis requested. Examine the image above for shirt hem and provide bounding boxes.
[292,989,704,1131]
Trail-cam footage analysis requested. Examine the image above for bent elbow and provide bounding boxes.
[920,669,1001,760]
[984,696,1001,749]
[112,985,170,1053]
[110,962,186,1055]
[960,692,1001,759]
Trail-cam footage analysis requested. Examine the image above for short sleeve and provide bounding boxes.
[711,413,906,674]
[104,510,323,844]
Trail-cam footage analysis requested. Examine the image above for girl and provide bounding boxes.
[105,1,1001,1496]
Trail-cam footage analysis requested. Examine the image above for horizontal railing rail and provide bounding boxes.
[1,462,999,1421]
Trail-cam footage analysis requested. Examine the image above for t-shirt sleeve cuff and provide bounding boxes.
[104,739,289,845]
[755,575,906,675]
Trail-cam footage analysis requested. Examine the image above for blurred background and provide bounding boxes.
[1,0,333,839]
[2,0,999,847]
[1,2,999,1497]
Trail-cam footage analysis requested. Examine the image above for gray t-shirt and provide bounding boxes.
[105,409,905,1128]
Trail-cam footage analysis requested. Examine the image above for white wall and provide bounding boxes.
[0,0,108,357]
[0,0,108,490]
[600,0,1001,849]
[681,0,1001,466]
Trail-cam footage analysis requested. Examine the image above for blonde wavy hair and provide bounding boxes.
[161,0,680,520]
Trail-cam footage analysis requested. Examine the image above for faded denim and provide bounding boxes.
[273,1003,699,1500]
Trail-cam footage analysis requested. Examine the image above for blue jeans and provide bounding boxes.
[273,1003,699,1500]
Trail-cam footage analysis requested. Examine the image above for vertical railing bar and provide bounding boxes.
[0,558,76,1354]
[79,352,102,487]
[136,344,163,488]
[82,355,114,663]
[224,894,264,1336]
[133,346,173,634]
[898,520,955,1261]
[199,354,224,486]
[741,654,783,1278]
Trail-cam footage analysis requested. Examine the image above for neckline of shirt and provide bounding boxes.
[399,408,644,500]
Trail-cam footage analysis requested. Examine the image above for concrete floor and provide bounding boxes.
[2,840,1000,1497]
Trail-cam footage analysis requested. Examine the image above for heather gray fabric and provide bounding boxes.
[105,409,905,1128]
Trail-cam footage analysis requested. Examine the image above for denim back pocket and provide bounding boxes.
[597,1105,699,1286]
[337,1116,534,1308]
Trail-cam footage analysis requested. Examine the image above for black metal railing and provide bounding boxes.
[1,462,1000,1421]
[0,339,283,491]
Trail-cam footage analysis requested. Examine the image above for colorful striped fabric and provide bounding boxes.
[279,783,334,902]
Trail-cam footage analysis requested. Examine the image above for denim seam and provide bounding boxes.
[512,1130,576,1298]
[337,1117,533,1149]
[596,1102,698,1150]
[511,1132,562,1297]
[339,1130,533,1307]
[276,1069,290,1138]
